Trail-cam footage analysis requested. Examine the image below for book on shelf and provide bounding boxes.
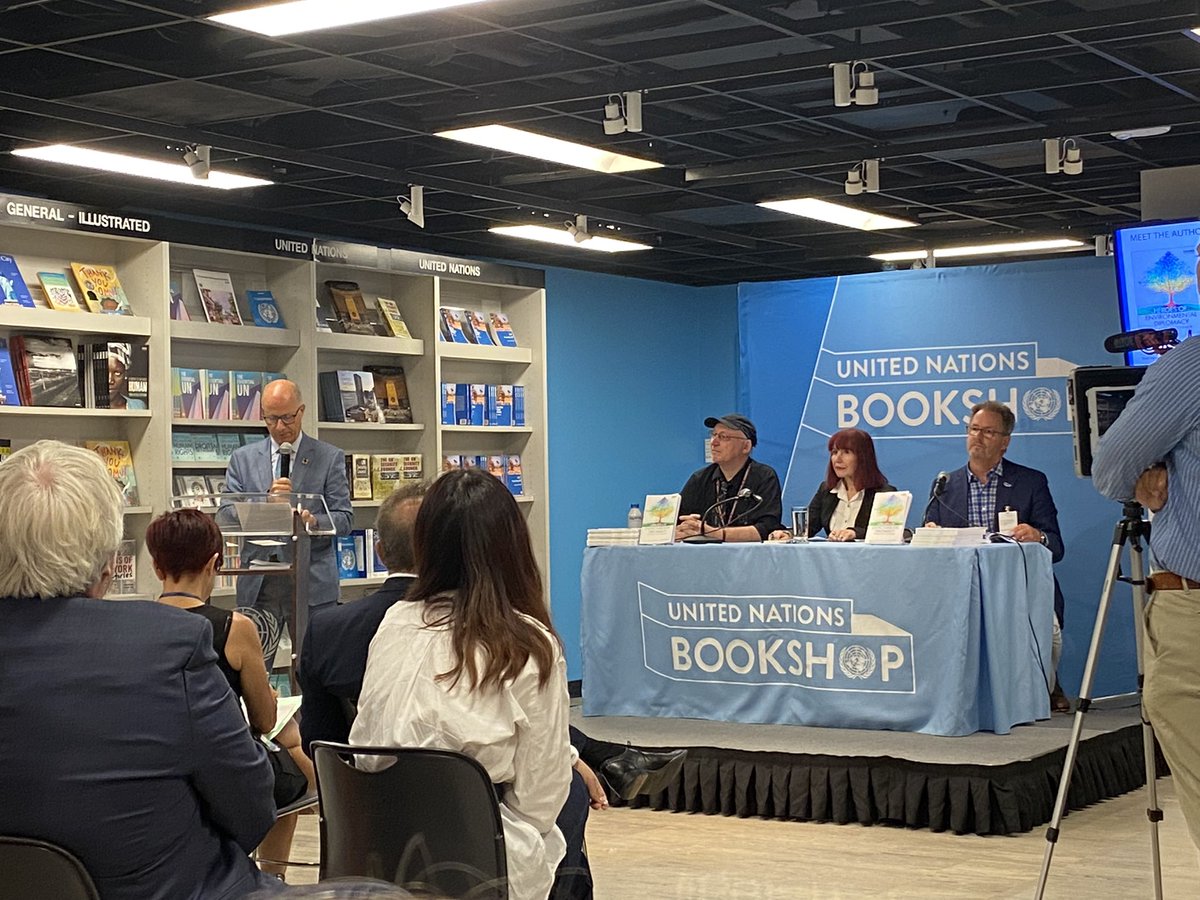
[362,365,413,424]
[70,262,132,315]
[192,432,222,462]
[486,384,513,426]
[171,431,196,462]
[172,367,205,419]
[467,383,486,426]
[12,335,80,407]
[370,454,404,500]
[337,531,368,580]
[465,309,495,345]
[486,454,506,482]
[216,432,242,459]
[461,455,481,470]
[0,338,22,406]
[441,455,461,473]
[206,474,228,494]
[96,342,148,410]
[512,384,525,426]
[0,254,34,307]
[168,272,190,321]
[505,454,523,496]
[376,297,412,339]
[203,369,232,420]
[174,473,213,508]
[345,453,373,500]
[36,271,82,312]
[84,439,139,506]
[247,289,286,328]
[366,530,389,578]
[439,307,471,343]
[0,439,10,462]
[400,453,422,482]
[324,281,379,336]
[262,370,285,388]
[318,370,385,423]
[111,539,138,596]
[489,312,518,347]
[193,269,243,326]
[639,494,683,544]
[232,370,263,421]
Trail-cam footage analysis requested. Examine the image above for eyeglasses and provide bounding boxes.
[710,430,748,443]
[966,425,1009,439]
[264,408,302,426]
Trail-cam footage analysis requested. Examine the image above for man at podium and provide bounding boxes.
[225,378,353,619]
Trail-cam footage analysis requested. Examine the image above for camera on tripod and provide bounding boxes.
[1067,365,1145,478]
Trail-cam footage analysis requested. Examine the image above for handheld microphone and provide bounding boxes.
[1103,328,1178,354]
[279,441,293,480]
[683,489,755,544]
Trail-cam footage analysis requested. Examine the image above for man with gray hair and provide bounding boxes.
[0,440,279,899]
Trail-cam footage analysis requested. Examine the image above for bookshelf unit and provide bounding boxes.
[0,198,549,602]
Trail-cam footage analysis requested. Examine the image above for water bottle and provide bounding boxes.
[627,503,643,529]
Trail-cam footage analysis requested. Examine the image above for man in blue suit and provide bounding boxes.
[925,399,1068,710]
[0,441,279,900]
[225,379,353,621]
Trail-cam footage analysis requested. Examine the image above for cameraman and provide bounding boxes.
[1092,333,1200,850]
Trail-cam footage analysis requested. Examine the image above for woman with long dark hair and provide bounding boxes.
[772,428,897,542]
[351,468,572,900]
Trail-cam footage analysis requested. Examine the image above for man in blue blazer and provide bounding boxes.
[925,400,1068,708]
[225,379,353,620]
[0,441,279,900]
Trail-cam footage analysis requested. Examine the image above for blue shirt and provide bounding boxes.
[967,460,1003,529]
[1093,335,1200,583]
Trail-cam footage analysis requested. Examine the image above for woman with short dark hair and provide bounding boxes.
[351,468,572,900]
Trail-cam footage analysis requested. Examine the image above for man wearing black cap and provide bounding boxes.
[675,414,783,542]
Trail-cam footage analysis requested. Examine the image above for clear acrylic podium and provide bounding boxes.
[170,491,335,681]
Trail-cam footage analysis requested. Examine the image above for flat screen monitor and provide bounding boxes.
[1112,218,1200,365]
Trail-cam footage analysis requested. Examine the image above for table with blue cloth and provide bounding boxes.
[581,542,1054,736]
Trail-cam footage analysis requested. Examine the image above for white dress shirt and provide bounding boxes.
[350,599,571,900]
[828,479,865,533]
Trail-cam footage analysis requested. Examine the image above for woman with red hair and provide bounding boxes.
[772,428,896,542]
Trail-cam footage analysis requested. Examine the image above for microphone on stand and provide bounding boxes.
[279,441,293,480]
[921,471,948,525]
[683,489,758,544]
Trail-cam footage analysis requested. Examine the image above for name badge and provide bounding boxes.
[997,509,1018,535]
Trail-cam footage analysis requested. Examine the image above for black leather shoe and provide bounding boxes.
[599,747,687,800]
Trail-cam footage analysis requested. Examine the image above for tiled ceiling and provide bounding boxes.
[2,0,1199,285]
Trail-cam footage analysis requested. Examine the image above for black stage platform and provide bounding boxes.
[573,701,1157,836]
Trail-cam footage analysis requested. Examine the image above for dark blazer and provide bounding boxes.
[298,574,417,754]
[807,481,898,540]
[225,432,353,608]
[0,597,276,900]
[926,457,1066,620]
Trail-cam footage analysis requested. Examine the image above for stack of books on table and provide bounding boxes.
[586,528,642,547]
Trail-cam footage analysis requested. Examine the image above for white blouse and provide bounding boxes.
[828,480,865,534]
[350,599,572,900]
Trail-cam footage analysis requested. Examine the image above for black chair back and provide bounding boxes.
[0,835,100,900]
[312,742,508,899]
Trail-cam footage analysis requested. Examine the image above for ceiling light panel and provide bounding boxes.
[489,225,652,253]
[758,197,917,231]
[12,145,273,190]
[436,125,663,174]
[209,0,489,37]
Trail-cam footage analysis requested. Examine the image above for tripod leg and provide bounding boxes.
[1128,542,1164,900]
[1035,534,1126,899]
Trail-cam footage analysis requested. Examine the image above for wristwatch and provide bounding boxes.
[1038,531,1048,546]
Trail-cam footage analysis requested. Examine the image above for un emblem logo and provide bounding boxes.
[839,645,877,679]
[1022,387,1061,421]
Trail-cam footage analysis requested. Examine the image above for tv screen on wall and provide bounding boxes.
[1112,218,1200,365]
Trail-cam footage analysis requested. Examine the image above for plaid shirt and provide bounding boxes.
[967,459,1004,529]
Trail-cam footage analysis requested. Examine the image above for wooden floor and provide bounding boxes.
[287,779,1197,898]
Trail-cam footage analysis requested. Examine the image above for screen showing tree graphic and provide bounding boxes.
[1114,219,1200,365]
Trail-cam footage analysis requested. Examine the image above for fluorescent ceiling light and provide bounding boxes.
[489,225,652,253]
[757,197,918,231]
[209,0,488,36]
[12,145,273,190]
[870,238,1088,261]
[436,125,663,174]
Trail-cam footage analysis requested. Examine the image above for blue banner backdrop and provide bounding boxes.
[738,257,1136,696]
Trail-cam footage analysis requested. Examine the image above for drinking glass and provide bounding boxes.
[790,507,809,543]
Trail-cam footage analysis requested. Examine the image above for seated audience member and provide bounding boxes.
[770,428,896,542]
[0,440,278,900]
[146,508,315,880]
[676,414,783,542]
[924,400,1069,712]
[350,469,580,900]
[299,484,686,802]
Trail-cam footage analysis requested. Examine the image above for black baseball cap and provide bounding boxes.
[704,414,757,446]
